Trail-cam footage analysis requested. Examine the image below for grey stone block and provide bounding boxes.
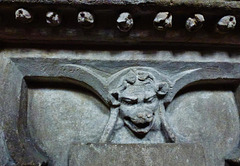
[68,143,207,166]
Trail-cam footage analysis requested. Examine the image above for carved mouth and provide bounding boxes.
[134,121,151,128]
[124,117,154,134]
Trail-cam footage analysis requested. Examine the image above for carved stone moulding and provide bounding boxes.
[0,0,240,46]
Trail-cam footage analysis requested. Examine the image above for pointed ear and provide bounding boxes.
[108,90,121,107]
[157,82,169,96]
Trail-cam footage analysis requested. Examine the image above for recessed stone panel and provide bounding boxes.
[166,90,240,166]
[27,83,109,165]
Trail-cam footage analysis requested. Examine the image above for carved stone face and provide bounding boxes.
[119,83,159,135]
[109,70,168,137]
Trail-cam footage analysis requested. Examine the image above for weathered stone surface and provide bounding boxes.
[0,2,240,166]
[68,143,207,166]
[1,48,240,165]
[28,85,109,165]
[0,127,10,166]
[166,90,240,166]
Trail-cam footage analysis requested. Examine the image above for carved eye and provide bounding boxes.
[144,95,156,103]
[121,98,137,105]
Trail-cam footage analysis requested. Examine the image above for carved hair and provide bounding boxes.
[116,70,155,91]
[110,70,169,106]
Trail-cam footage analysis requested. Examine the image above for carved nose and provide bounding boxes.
[137,112,153,120]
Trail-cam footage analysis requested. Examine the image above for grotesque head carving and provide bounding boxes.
[110,70,169,135]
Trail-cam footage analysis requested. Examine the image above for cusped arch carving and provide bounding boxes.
[5,62,110,165]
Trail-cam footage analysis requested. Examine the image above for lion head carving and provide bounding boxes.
[110,70,169,135]
[99,68,175,143]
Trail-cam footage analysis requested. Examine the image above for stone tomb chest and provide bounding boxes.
[0,0,240,166]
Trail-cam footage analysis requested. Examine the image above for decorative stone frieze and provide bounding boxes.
[0,1,238,45]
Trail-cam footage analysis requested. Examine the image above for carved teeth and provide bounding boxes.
[15,8,32,23]
[216,15,236,33]
[185,14,205,32]
[117,12,134,32]
[147,114,152,118]
[153,12,172,31]
[46,12,61,26]
[77,11,94,29]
